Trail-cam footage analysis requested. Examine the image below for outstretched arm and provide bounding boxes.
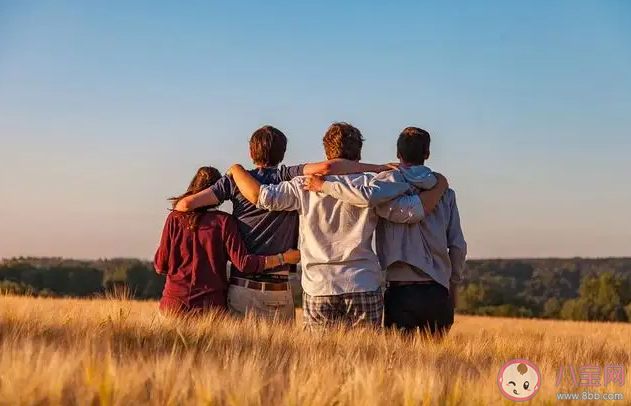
[229,164,303,212]
[174,188,219,212]
[306,173,448,223]
[303,159,395,176]
[304,175,412,208]
[173,174,233,212]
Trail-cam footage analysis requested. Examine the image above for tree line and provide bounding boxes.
[1,256,630,322]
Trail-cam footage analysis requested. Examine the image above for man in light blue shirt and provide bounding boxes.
[305,127,467,337]
[226,123,448,331]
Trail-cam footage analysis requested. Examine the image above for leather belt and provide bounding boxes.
[230,277,289,291]
[388,280,436,287]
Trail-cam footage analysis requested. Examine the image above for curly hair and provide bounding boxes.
[322,122,364,161]
[169,166,222,231]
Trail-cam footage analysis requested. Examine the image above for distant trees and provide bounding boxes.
[1,256,631,323]
[455,258,631,322]
[0,258,164,300]
[556,272,630,322]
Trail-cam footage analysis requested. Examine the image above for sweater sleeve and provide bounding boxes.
[154,213,175,274]
[319,173,412,208]
[222,215,265,274]
[446,190,467,285]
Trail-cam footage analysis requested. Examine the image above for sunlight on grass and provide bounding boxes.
[0,295,629,405]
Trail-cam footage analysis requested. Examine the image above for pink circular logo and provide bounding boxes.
[497,359,541,402]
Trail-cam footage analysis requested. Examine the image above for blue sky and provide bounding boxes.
[1,1,630,259]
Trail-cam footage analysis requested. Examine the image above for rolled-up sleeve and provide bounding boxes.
[446,190,467,284]
[257,179,303,213]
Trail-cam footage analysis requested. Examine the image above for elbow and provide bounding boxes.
[246,191,260,206]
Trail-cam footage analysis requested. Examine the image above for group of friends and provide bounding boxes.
[154,123,467,336]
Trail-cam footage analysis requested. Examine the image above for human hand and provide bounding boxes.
[303,175,325,193]
[283,249,301,265]
[433,172,449,190]
[382,162,400,171]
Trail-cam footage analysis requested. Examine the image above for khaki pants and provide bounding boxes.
[227,284,295,322]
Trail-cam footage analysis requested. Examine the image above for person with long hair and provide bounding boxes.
[154,166,300,316]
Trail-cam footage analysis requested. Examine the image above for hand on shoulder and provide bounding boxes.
[303,174,325,193]
[432,172,449,190]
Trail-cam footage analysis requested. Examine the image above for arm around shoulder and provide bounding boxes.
[303,159,393,176]
[310,172,411,208]
[258,178,303,213]
[229,164,261,205]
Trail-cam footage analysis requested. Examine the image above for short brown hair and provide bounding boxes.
[323,122,364,161]
[397,127,430,165]
[249,125,287,167]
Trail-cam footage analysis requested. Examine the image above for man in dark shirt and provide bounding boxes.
[175,125,390,321]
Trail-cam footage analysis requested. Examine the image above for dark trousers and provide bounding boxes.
[384,283,454,337]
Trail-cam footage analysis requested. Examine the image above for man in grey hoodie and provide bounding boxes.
[305,127,467,337]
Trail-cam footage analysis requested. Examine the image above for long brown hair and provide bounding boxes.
[169,166,222,231]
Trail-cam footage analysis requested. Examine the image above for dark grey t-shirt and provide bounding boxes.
[210,165,304,280]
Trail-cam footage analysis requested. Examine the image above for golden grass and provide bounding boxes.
[0,295,629,405]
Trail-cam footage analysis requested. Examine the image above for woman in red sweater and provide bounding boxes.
[154,166,300,315]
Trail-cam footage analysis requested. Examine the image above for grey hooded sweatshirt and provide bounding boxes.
[319,165,467,291]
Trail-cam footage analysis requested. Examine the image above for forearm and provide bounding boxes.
[449,282,459,309]
[304,159,387,176]
[327,159,386,175]
[448,241,466,307]
[174,189,218,212]
[231,165,261,205]
[320,181,371,207]
[320,179,411,208]
[449,248,466,283]
[419,187,446,215]
[263,253,286,269]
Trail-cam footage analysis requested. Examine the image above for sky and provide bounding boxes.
[1,1,630,260]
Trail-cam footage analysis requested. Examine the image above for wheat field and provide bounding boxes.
[0,295,629,405]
